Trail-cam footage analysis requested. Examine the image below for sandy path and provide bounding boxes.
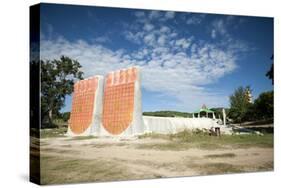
[40,137,273,178]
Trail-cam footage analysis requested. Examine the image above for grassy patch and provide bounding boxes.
[136,142,190,151]
[257,162,274,171]
[216,134,274,148]
[191,162,243,175]
[138,133,172,140]
[137,130,273,150]
[40,155,137,185]
[61,144,72,147]
[190,161,273,174]
[204,153,236,158]
[84,143,127,148]
[40,127,67,138]
[91,143,111,148]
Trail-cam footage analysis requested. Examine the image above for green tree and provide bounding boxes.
[229,86,252,124]
[61,112,71,122]
[266,55,273,85]
[210,108,230,120]
[41,56,83,128]
[254,91,273,120]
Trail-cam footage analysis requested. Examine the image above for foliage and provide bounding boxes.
[143,111,192,117]
[253,91,273,120]
[41,56,83,128]
[266,55,273,85]
[30,61,40,129]
[210,108,230,120]
[266,64,273,84]
[229,85,273,123]
[59,112,71,122]
[244,103,257,121]
[228,86,252,123]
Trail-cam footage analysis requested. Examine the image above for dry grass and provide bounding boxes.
[40,127,67,138]
[138,130,273,150]
[190,162,243,175]
[42,148,80,154]
[36,129,273,184]
[204,153,236,158]
[257,162,274,171]
[40,155,136,185]
[67,135,98,141]
[136,142,191,151]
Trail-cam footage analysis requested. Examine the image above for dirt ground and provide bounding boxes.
[35,136,273,185]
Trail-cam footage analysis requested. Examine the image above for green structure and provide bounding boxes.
[192,104,215,119]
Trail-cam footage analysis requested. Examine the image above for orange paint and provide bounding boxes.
[69,77,98,134]
[102,68,137,135]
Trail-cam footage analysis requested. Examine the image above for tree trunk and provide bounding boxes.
[48,109,53,127]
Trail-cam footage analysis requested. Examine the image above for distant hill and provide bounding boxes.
[143,111,192,118]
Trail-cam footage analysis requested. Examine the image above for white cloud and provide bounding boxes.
[143,23,154,31]
[175,38,191,49]
[93,36,110,43]
[186,17,200,25]
[211,19,228,38]
[160,26,171,33]
[41,34,238,111]
[186,14,205,25]
[149,11,161,20]
[157,35,166,46]
[165,11,175,19]
[211,29,216,38]
[170,32,178,38]
[40,11,250,111]
[135,11,145,18]
[144,10,176,22]
[124,31,144,44]
[144,33,155,45]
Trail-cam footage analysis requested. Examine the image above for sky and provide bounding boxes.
[39,3,273,113]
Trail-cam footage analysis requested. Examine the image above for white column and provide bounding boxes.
[222,108,226,126]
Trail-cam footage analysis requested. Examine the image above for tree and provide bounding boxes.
[60,112,71,122]
[254,91,273,120]
[228,86,252,124]
[210,108,230,120]
[266,55,273,85]
[41,56,83,128]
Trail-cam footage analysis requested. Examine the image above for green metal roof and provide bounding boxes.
[193,108,214,114]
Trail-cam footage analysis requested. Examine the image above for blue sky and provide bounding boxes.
[39,3,273,113]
